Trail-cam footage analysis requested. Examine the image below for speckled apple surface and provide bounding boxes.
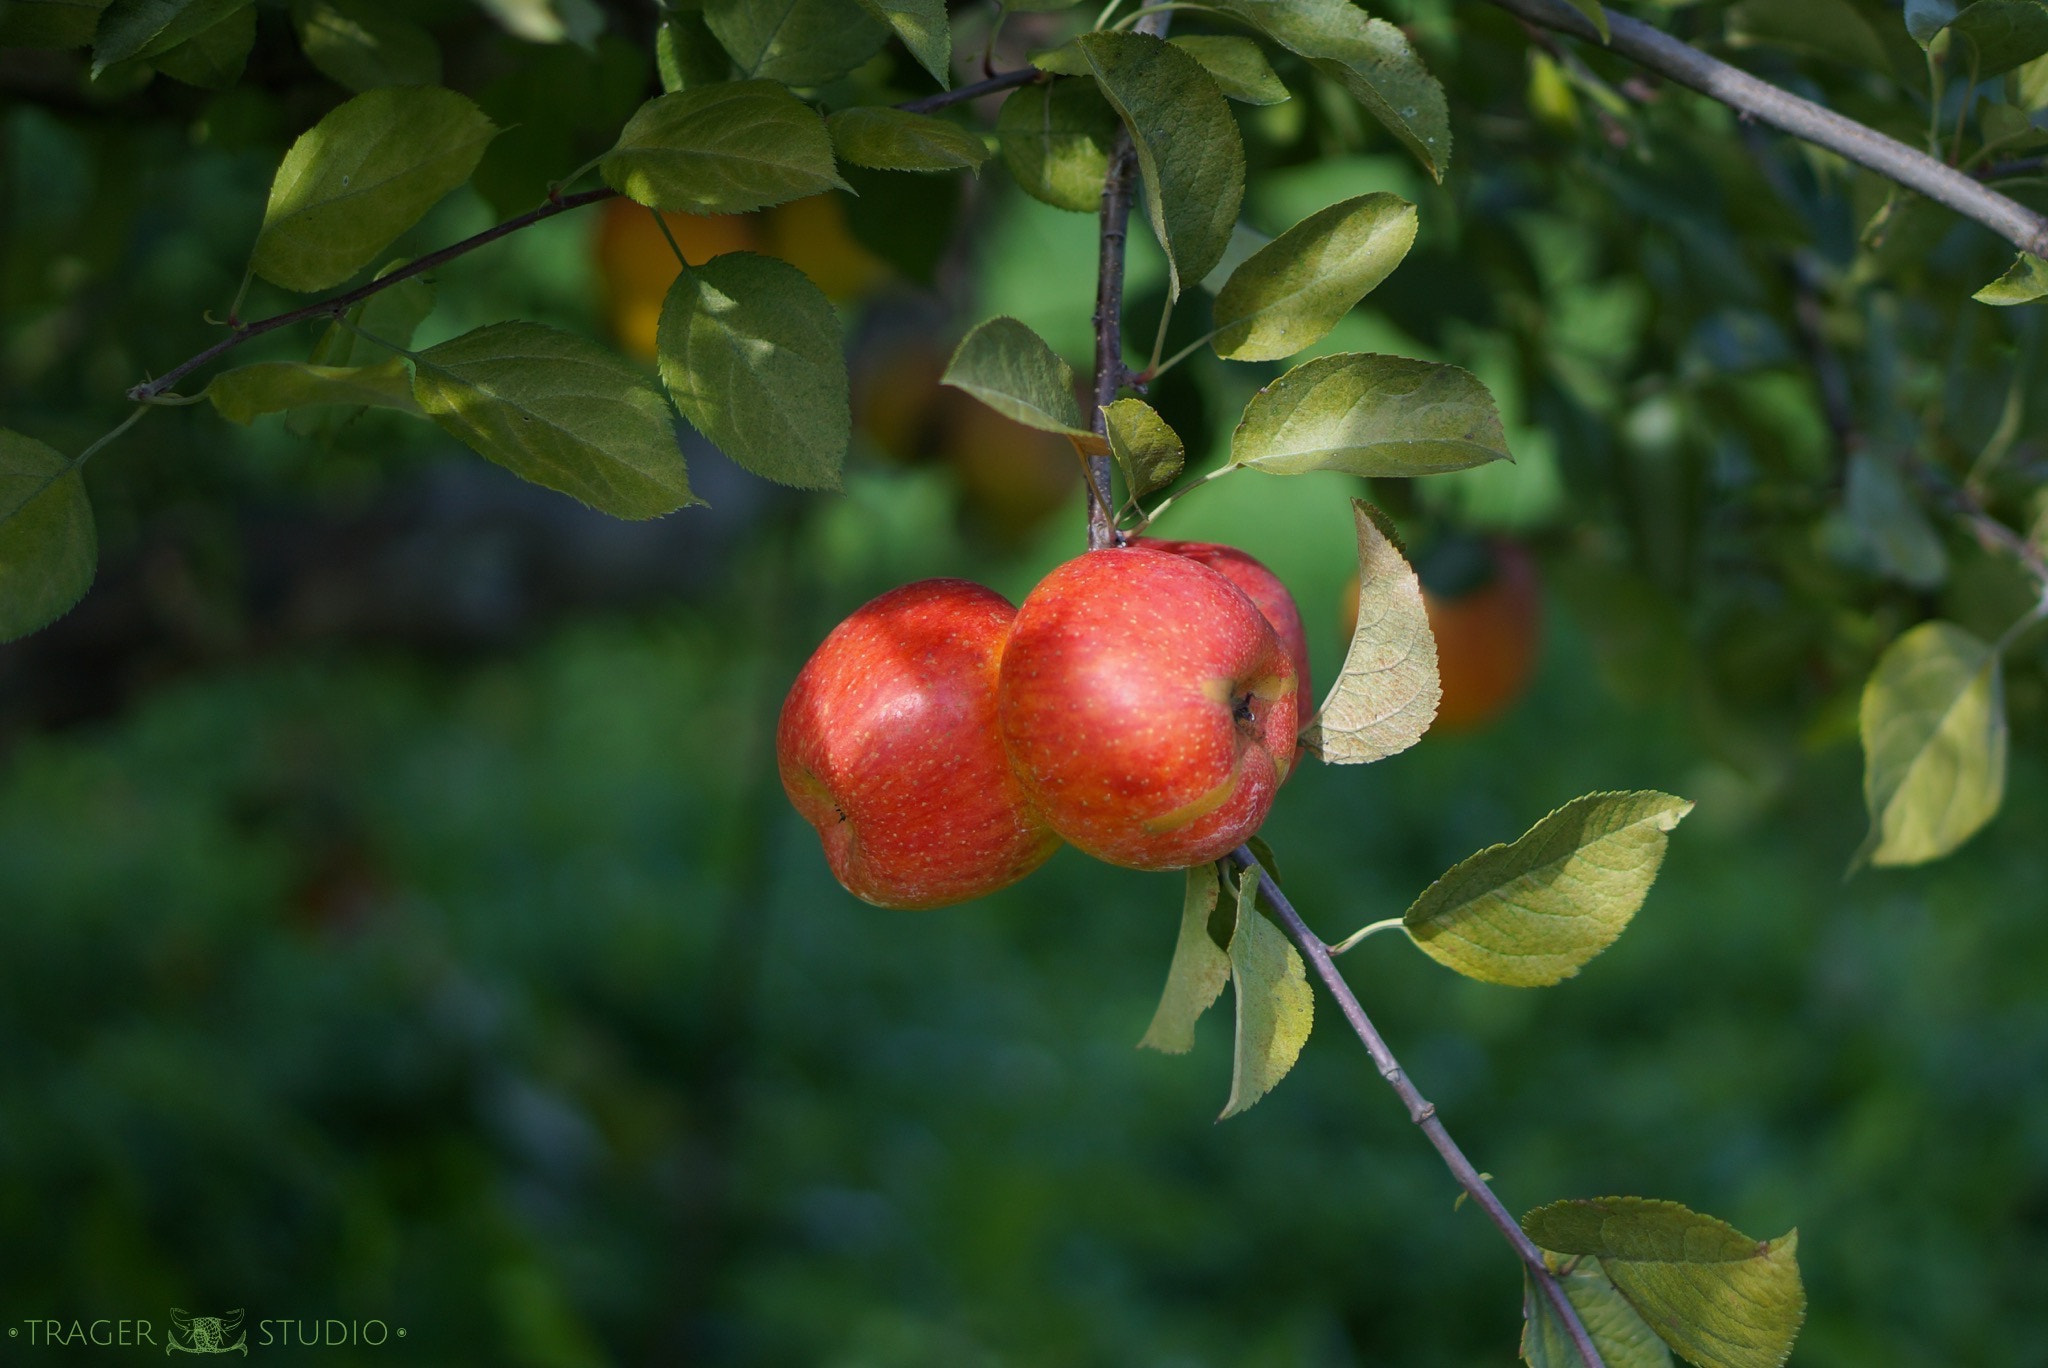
[998,547,1298,871]
[1137,537,1315,745]
[778,579,1058,909]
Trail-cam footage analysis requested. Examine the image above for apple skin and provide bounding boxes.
[997,547,1298,871]
[1137,538,1314,742]
[778,579,1058,909]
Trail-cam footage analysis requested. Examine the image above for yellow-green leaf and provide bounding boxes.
[0,429,97,644]
[656,9,732,91]
[1076,30,1244,299]
[1219,863,1313,1119]
[657,252,849,491]
[994,77,1118,213]
[1212,192,1417,362]
[826,107,990,173]
[1104,397,1184,498]
[703,0,887,85]
[1303,500,1438,764]
[1139,863,1230,1054]
[941,316,1088,435]
[1523,1198,1805,1368]
[1231,352,1510,477]
[412,321,696,519]
[1857,620,2008,867]
[250,86,498,293]
[856,0,949,88]
[207,358,421,424]
[1522,1257,1673,1368]
[1169,34,1289,104]
[1404,791,1693,987]
[1974,251,2048,304]
[601,81,846,215]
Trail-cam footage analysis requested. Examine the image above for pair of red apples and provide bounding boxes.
[778,540,1314,909]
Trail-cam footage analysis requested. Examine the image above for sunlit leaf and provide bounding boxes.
[1211,0,1450,180]
[1231,353,1510,477]
[827,107,990,173]
[703,0,887,86]
[291,0,441,92]
[856,0,949,88]
[940,316,1088,434]
[1558,0,1610,42]
[1219,862,1313,1119]
[1104,397,1184,498]
[1138,863,1230,1054]
[1857,620,2008,868]
[1211,192,1417,361]
[994,77,1118,213]
[1523,1198,1806,1368]
[1522,1257,1673,1368]
[412,321,696,519]
[0,429,96,644]
[474,0,602,46]
[93,0,246,71]
[1302,500,1438,764]
[250,86,498,293]
[601,81,846,215]
[1403,791,1693,987]
[658,252,849,491]
[208,359,421,424]
[1076,31,1244,298]
[1169,34,1289,104]
[1974,251,2048,303]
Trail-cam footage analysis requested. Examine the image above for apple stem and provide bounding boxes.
[1230,848,1610,1368]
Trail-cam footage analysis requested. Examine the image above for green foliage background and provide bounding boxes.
[5,0,2048,1362]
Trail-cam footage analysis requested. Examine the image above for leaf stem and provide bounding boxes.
[1127,462,1238,534]
[1227,847,1609,1368]
[650,206,691,271]
[1326,917,1407,956]
[0,405,152,535]
[1109,2,1217,33]
[1145,324,1220,381]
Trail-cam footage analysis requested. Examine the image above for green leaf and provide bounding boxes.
[703,0,887,86]
[412,321,696,518]
[1403,791,1693,987]
[1975,251,2048,303]
[250,86,499,294]
[1522,1198,1806,1368]
[93,0,245,70]
[1857,621,2008,868]
[474,0,603,46]
[1523,1258,1674,1368]
[826,107,990,173]
[940,316,1088,435]
[1231,353,1510,477]
[291,0,441,92]
[1219,863,1313,1119]
[1104,397,1184,498]
[307,265,434,369]
[1557,0,1609,43]
[1169,34,1290,104]
[657,253,849,491]
[1726,0,1891,73]
[0,430,97,644]
[601,81,846,215]
[994,77,1118,213]
[1302,500,1438,764]
[207,359,421,424]
[1824,452,1947,589]
[656,9,732,91]
[1212,0,1451,180]
[1212,192,1417,361]
[1949,0,2048,77]
[1907,0,1959,44]
[148,0,252,87]
[1139,863,1230,1054]
[1075,30,1244,299]
[0,0,113,49]
[855,0,949,88]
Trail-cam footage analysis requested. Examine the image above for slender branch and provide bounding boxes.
[126,187,620,403]
[1485,0,2048,258]
[899,66,1042,114]
[1229,848,1609,1368]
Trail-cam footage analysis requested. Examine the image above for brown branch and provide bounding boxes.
[1229,848,1610,1368]
[899,66,1043,114]
[1487,0,2048,258]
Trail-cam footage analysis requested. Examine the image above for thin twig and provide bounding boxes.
[899,66,1042,114]
[1485,0,2048,257]
[1229,848,1610,1368]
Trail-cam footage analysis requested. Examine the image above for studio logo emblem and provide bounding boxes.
[166,1310,246,1357]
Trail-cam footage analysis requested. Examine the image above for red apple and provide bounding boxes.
[1137,538,1314,741]
[778,579,1059,909]
[997,546,1298,871]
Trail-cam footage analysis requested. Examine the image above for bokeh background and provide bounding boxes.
[7,2,2048,1363]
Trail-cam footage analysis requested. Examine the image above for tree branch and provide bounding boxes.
[1228,847,1609,1368]
[1485,0,2048,258]
[899,66,1043,114]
